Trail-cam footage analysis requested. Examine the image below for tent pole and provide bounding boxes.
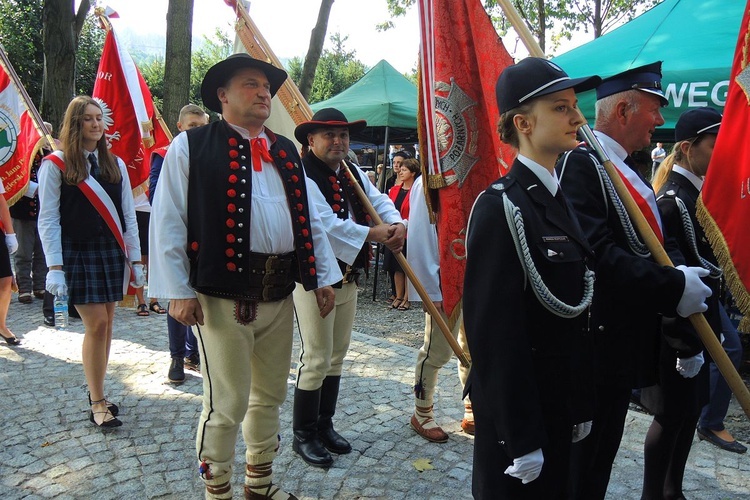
[373,127,391,301]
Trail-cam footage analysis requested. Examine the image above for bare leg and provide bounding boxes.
[78,302,116,425]
[0,276,15,339]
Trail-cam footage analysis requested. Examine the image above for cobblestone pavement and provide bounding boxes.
[1,298,749,499]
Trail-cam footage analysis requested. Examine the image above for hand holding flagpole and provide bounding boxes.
[340,161,471,368]
[579,123,750,420]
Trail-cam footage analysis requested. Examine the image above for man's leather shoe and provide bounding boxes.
[43,316,55,327]
[410,414,448,443]
[318,427,352,454]
[697,427,747,454]
[292,431,333,468]
[461,418,475,435]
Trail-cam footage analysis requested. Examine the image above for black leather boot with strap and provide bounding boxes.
[292,388,333,467]
[317,376,352,454]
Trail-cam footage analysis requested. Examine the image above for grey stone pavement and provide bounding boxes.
[1,297,749,499]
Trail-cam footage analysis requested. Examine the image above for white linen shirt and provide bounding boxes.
[37,150,141,267]
[305,162,403,265]
[406,175,442,302]
[148,125,341,300]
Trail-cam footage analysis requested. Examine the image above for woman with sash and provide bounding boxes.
[38,96,144,428]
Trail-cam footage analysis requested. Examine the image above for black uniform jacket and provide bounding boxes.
[556,147,686,388]
[641,170,721,415]
[464,160,595,461]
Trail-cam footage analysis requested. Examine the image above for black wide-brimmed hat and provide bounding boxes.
[674,107,722,142]
[294,108,367,144]
[200,53,287,113]
[596,61,668,106]
[496,57,601,114]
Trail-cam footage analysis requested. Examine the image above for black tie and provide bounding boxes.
[88,153,99,180]
[554,188,569,214]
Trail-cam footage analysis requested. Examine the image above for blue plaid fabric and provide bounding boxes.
[62,235,125,304]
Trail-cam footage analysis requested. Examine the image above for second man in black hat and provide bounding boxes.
[291,107,406,468]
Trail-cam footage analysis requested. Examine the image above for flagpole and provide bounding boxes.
[496,0,545,57]
[0,43,57,150]
[579,124,750,420]
[340,161,471,368]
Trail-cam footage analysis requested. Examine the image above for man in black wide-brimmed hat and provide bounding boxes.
[149,53,342,500]
[290,107,406,468]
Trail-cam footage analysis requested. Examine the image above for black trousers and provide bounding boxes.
[569,385,631,500]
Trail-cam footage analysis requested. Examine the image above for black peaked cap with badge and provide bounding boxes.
[294,108,367,144]
[200,53,288,113]
[495,57,601,114]
[674,107,722,142]
[596,61,668,106]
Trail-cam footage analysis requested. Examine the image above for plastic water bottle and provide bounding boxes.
[54,295,68,330]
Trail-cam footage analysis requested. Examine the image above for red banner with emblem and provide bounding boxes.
[92,28,170,195]
[697,0,750,332]
[0,64,43,206]
[417,0,515,322]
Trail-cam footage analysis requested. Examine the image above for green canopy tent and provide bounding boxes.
[311,59,418,146]
[551,0,743,142]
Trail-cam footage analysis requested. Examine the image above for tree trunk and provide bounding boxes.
[299,0,335,101]
[163,0,194,134]
[41,0,91,130]
[594,0,603,38]
[536,0,546,54]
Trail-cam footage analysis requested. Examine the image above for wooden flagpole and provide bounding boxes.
[0,44,57,152]
[340,161,471,368]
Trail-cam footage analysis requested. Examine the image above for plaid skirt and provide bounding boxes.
[63,235,125,304]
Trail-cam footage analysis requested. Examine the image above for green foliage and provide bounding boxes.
[288,32,366,104]
[0,0,45,103]
[0,0,103,105]
[140,58,166,110]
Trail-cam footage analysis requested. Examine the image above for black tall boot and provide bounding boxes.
[318,376,352,454]
[292,388,333,468]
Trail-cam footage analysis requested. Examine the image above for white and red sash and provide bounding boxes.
[595,131,664,244]
[47,153,133,292]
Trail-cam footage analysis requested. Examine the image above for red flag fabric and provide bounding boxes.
[92,29,170,195]
[0,66,43,206]
[417,0,515,321]
[697,0,750,331]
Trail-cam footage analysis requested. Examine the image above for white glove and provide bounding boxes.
[676,352,704,378]
[45,269,68,297]
[504,448,544,484]
[130,264,146,288]
[572,421,593,443]
[675,265,712,318]
[5,233,18,254]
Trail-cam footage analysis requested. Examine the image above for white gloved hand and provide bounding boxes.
[45,269,68,297]
[572,421,593,443]
[676,352,704,378]
[675,265,712,318]
[504,448,544,484]
[5,233,18,254]
[130,263,146,288]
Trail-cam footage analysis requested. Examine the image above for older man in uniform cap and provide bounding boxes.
[556,61,713,499]
[149,53,340,500]
[291,107,406,468]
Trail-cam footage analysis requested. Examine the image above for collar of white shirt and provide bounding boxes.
[517,154,560,196]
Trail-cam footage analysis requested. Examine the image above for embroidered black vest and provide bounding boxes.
[302,152,371,271]
[185,120,319,298]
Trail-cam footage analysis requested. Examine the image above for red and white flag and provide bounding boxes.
[92,28,170,194]
[0,64,43,205]
[417,0,515,322]
[697,0,750,331]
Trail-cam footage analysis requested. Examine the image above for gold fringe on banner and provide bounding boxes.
[696,196,750,333]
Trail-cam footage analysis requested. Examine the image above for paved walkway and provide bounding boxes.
[1,300,749,499]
